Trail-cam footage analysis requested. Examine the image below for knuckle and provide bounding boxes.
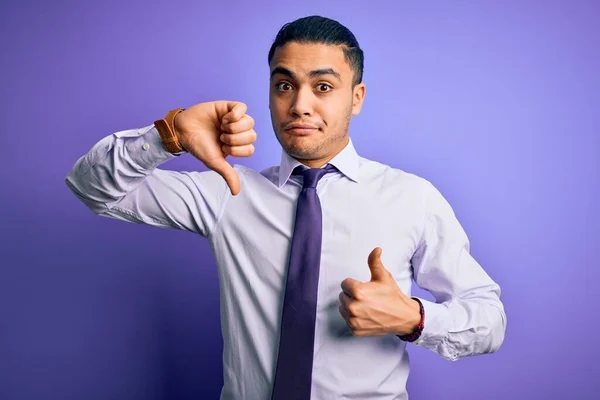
[226,123,238,133]
[347,303,358,316]
[232,119,252,133]
[240,116,253,131]
[352,288,364,301]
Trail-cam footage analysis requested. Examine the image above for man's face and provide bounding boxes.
[269,42,366,165]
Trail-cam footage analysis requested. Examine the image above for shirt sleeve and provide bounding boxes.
[65,124,231,237]
[409,180,507,361]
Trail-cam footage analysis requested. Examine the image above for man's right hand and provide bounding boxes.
[173,101,257,196]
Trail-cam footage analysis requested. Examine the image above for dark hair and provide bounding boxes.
[267,15,364,87]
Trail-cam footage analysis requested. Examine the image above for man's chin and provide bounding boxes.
[283,145,316,160]
[276,135,314,157]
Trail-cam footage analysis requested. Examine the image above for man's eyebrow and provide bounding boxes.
[270,67,295,80]
[308,68,341,81]
[270,66,342,81]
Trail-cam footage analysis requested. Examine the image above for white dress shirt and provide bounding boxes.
[65,124,506,400]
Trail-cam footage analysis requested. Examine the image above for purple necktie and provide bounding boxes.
[271,164,337,400]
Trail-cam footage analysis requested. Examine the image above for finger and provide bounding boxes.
[204,157,241,196]
[338,291,352,310]
[221,114,255,134]
[341,278,361,298]
[220,129,257,147]
[222,143,255,158]
[338,304,350,321]
[222,102,248,123]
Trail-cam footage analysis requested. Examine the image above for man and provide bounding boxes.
[66,15,506,400]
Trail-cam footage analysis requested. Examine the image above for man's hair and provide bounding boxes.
[267,15,364,87]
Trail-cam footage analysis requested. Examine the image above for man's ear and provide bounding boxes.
[351,83,366,116]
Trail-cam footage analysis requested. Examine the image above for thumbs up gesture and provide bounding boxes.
[338,247,422,337]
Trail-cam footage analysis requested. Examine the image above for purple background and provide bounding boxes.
[1,1,598,399]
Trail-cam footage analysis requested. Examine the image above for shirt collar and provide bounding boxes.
[277,137,360,188]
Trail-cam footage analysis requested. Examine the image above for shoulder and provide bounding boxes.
[358,156,435,196]
[361,158,463,231]
[357,157,458,219]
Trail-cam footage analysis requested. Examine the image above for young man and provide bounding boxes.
[66,15,506,400]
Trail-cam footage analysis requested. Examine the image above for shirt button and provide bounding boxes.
[142,143,150,151]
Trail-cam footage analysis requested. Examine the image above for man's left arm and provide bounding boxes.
[409,180,507,361]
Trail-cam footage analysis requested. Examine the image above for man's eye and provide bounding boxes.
[276,82,292,91]
[317,84,332,92]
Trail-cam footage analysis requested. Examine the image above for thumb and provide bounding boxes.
[205,157,241,196]
[368,247,390,282]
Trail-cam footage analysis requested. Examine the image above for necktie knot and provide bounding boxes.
[293,164,337,189]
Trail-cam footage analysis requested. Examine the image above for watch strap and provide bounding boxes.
[154,108,186,154]
[397,297,425,342]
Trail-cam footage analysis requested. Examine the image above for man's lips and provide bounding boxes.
[286,127,318,135]
[284,124,320,135]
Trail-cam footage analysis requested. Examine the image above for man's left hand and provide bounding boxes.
[338,247,421,337]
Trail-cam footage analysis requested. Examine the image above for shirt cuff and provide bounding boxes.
[412,297,452,348]
[113,124,185,169]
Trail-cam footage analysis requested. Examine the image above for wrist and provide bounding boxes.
[154,108,187,154]
[173,110,187,152]
[397,297,425,342]
[408,298,421,331]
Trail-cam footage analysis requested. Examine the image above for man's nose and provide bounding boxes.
[290,87,313,117]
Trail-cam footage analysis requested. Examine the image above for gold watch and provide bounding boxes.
[154,108,186,153]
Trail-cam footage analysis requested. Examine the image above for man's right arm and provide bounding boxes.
[65,124,230,237]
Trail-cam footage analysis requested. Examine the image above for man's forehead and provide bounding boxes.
[270,42,351,80]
